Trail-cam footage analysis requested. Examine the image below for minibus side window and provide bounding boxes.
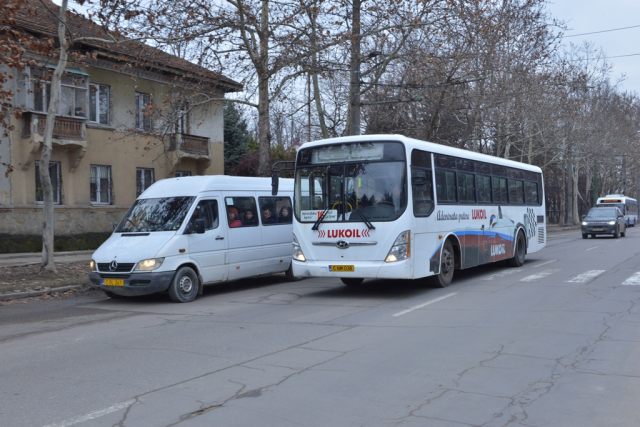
[259,196,292,225]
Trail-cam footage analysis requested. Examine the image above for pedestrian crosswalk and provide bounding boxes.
[478,266,640,286]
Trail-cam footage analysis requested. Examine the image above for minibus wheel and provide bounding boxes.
[285,263,297,281]
[169,266,199,303]
[341,278,364,286]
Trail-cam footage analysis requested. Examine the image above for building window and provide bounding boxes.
[35,161,61,204]
[59,74,88,117]
[89,84,110,125]
[175,171,191,177]
[30,68,51,113]
[135,92,153,131]
[136,168,154,196]
[91,165,112,204]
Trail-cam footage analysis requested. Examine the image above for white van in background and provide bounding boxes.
[89,176,295,302]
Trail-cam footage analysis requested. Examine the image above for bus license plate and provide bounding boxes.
[329,265,354,272]
[104,279,124,287]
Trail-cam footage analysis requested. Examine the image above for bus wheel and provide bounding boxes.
[614,227,620,238]
[341,278,364,286]
[434,240,455,288]
[508,231,526,267]
[169,266,199,303]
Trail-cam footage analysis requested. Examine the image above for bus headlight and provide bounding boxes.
[135,257,165,271]
[581,221,587,226]
[385,231,410,263]
[90,259,97,271]
[608,221,616,225]
[292,234,306,262]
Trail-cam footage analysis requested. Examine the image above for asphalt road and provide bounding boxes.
[1,228,640,426]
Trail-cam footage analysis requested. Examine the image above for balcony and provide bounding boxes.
[167,133,211,174]
[23,111,86,142]
[21,112,87,172]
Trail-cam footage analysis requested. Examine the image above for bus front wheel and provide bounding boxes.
[508,231,526,267]
[434,240,455,288]
[341,278,364,286]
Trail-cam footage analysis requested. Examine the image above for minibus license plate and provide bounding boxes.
[329,265,354,272]
[104,279,124,287]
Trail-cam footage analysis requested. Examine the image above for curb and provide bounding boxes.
[0,285,84,301]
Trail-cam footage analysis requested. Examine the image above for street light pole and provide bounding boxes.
[349,0,361,136]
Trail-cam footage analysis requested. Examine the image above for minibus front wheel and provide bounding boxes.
[169,266,199,303]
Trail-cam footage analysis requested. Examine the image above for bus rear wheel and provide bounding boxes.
[434,240,455,288]
[508,231,526,267]
[341,278,364,286]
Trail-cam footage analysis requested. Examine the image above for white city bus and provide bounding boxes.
[281,135,546,287]
[596,194,638,227]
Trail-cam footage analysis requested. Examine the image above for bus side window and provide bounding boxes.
[412,168,434,216]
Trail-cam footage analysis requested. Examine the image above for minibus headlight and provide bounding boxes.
[385,231,410,263]
[90,259,97,271]
[581,221,587,226]
[135,257,165,271]
[292,234,306,262]
[608,221,616,225]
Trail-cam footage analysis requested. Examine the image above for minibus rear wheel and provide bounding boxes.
[169,266,199,303]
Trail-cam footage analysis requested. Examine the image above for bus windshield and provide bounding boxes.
[295,161,407,222]
[116,196,195,233]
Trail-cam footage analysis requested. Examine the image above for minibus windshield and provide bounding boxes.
[116,196,195,233]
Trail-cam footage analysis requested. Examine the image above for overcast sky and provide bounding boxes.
[546,0,640,95]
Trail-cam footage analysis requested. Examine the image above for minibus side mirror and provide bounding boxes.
[195,218,205,234]
[272,174,279,196]
[581,215,586,220]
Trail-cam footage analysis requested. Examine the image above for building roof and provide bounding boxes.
[8,0,242,93]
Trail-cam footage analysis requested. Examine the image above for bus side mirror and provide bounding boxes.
[272,174,279,196]
[581,215,586,220]
[112,222,118,230]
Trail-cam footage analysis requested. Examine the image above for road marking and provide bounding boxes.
[42,399,136,427]
[586,246,599,251]
[393,293,457,317]
[623,272,640,286]
[480,269,518,281]
[566,270,606,283]
[520,269,559,282]
[534,260,557,268]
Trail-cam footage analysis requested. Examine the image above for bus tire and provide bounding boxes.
[508,231,526,267]
[169,266,199,303]
[434,240,455,288]
[614,227,620,239]
[341,278,364,286]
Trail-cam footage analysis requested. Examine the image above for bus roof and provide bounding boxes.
[139,175,294,199]
[299,134,543,174]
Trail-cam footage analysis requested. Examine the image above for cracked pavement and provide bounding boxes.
[2,230,640,426]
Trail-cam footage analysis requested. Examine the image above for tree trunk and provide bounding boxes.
[40,0,69,272]
[347,0,361,136]
[307,5,328,139]
[256,0,271,177]
[572,159,580,224]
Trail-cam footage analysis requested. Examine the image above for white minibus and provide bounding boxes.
[89,176,294,302]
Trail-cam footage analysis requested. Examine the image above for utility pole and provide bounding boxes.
[593,160,598,206]
[348,0,361,135]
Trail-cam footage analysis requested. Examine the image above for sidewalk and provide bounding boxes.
[0,250,93,268]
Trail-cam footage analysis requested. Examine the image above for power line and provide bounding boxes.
[563,24,640,38]
[570,52,640,61]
